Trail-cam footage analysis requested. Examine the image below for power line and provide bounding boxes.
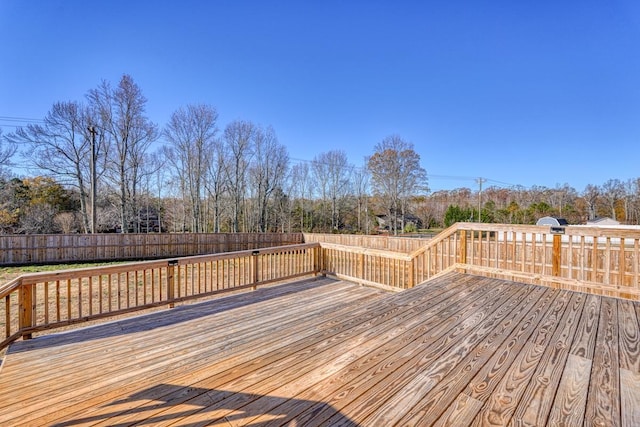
[0,116,45,124]
[0,115,45,120]
[290,157,517,188]
[0,117,45,130]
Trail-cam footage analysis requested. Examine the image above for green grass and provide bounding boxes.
[0,262,127,283]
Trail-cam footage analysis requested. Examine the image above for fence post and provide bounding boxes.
[552,234,562,277]
[18,281,33,340]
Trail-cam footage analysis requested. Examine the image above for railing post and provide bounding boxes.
[167,260,178,308]
[315,245,325,277]
[408,259,415,289]
[459,229,467,268]
[18,281,33,340]
[252,251,259,290]
[552,234,562,277]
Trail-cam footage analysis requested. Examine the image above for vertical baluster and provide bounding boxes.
[88,276,93,316]
[4,294,10,338]
[66,279,72,320]
[55,280,61,323]
[44,281,49,325]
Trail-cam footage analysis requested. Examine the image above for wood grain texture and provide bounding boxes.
[0,272,638,426]
[394,286,552,426]
[470,290,574,426]
[546,354,592,427]
[510,292,586,426]
[585,297,621,427]
[617,299,640,373]
[620,368,640,427]
[428,287,560,427]
[432,393,485,427]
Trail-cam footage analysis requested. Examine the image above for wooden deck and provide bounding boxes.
[0,272,638,426]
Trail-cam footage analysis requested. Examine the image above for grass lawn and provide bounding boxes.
[0,262,130,284]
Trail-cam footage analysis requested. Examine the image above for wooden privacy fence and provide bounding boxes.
[0,243,320,351]
[0,233,303,265]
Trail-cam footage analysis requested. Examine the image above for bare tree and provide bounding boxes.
[88,74,158,233]
[290,163,312,231]
[546,184,577,215]
[311,154,330,231]
[0,129,17,175]
[624,178,640,224]
[582,184,600,221]
[352,165,370,233]
[223,120,255,232]
[164,104,218,232]
[6,102,104,232]
[249,126,289,232]
[367,135,427,234]
[143,151,169,232]
[601,178,625,221]
[327,151,352,231]
[312,151,352,231]
[204,140,226,232]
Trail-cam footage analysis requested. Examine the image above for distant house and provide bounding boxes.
[113,207,165,233]
[587,217,620,226]
[375,213,422,232]
[536,216,568,227]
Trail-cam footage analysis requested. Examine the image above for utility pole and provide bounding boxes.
[476,177,487,223]
[88,126,97,234]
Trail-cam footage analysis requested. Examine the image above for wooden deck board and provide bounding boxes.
[395,285,555,426]
[585,297,621,427]
[0,272,639,426]
[99,275,490,427]
[212,280,516,422]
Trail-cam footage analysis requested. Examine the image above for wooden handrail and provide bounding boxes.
[319,243,413,261]
[408,223,461,258]
[0,277,21,300]
[0,243,322,351]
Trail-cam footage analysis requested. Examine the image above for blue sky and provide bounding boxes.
[1,0,639,192]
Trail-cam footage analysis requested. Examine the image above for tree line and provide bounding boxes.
[0,74,638,235]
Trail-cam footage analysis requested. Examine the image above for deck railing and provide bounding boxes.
[449,222,640,300]
[310,223,640,300]
[3,224,639,351]
[318,243,414,291]
[0,243,320,351]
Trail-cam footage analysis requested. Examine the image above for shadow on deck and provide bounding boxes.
[6,277,326,355]
[51,384,359,427]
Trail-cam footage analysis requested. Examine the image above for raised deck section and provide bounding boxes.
[1,273,638,426]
